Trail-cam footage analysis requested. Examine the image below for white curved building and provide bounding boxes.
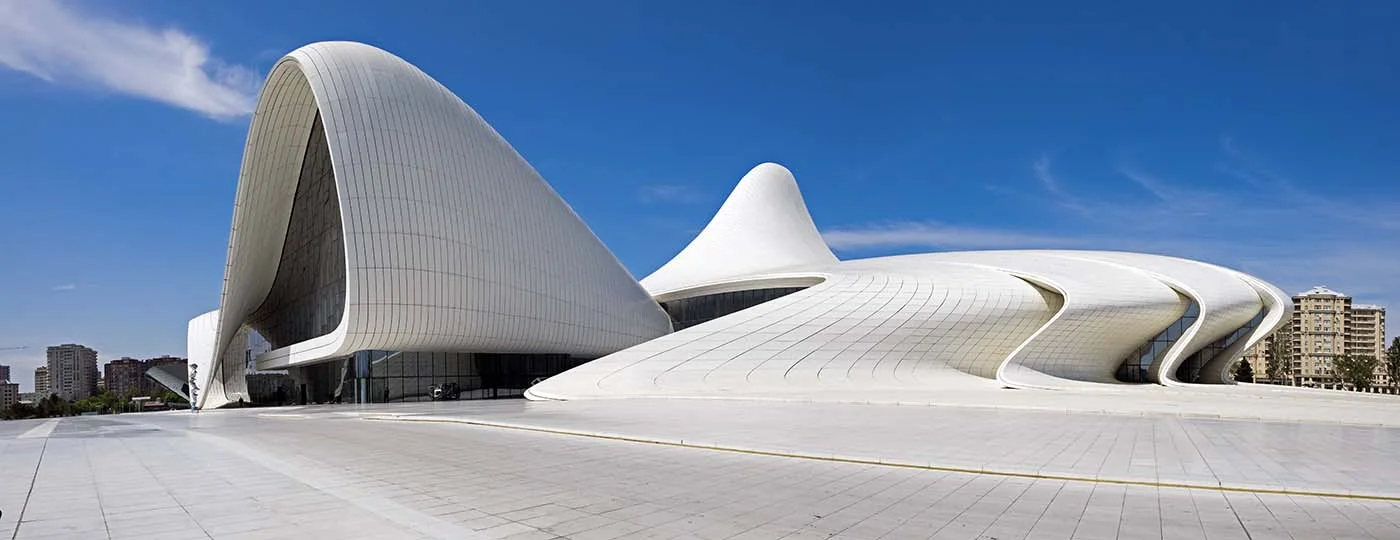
[526,163,1292,401]
[195,41,1290,408]
[194,42,670,409]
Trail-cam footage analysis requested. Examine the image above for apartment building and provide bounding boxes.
[0,381,18,408]
[1244,287,1389,388]
[104,357,147,398]
[1351,304,1389,386]
[104,356,189,398]
[47,344,99,401]
[34,366,49,397]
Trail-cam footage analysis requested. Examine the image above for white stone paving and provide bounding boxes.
[378,396,1400,499]
[0,398,1397,539]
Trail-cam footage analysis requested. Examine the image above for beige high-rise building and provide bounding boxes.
[47,344,99,401]
[0,381,18,408]
[1294,286,1349,387]
[1243,286,1388,388]
[1238,334,1270,382]
[1351,304,1388,385]
[34,365,49,397]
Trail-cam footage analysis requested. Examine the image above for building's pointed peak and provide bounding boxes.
[640,162,837,296]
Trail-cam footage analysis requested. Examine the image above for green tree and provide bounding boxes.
[1333,354,1378,391]
[1386,337,1400,394]
[38,394,70,417]
[1233,358,1255,383]
[1265,327,1293,383]
[74,396,98,414]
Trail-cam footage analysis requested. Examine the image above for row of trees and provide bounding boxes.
[1242,331,1400,392]
[0,389,187,420]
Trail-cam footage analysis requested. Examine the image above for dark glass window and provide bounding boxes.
[247,112,347,348]
[1115,302,1268,383]
[660,287,807,330]
[292,350,595,403]
[1173,308,1267,383]
[1116,302,1198,383]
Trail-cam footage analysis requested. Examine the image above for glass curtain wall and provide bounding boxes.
[246,113,347,347]
[1116,303,1269,383]
[1173,308,1268,383]
[327,351,590,403]
[1116,302,1200,383]
[660,287,807,330]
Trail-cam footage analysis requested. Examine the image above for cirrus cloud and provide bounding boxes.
[0,0,258,118]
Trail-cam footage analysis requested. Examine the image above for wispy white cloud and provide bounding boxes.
[0,0,258,118]
[823,221,1088,251]
[637,184,706,204]
[50,283,77,291]
[827,140,1400,335]
[1031,154,1090,216]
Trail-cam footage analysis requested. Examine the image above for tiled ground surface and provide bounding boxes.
[387,398,1400,499]
[1,401,1398,539]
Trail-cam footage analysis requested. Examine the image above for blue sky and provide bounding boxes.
[1,1,1397,390]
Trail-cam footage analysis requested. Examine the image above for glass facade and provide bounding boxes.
[286,351,591,404]
[247,112,347,348]
[1116,302,1268,383]
[1174,308,1267,383]
[1116,302,1199,383]
[660,287,807,330]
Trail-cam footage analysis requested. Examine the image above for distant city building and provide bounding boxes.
[103,355,189,399]
[148,355,187,367]
[143,356,188,397]
[0,381,17,408]
[34,366,49,397]
[104,357,146,397]
[1243,287,1388,389]
[0,363,10,383]
[1351,304,1388,386]
[47,344,99,401]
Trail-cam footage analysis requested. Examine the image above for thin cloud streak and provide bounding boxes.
[828,142,1400,336]
[637,184,706,204]
[823,221,1089,250]
[51,283,77,292]
[1031,154,1090,216]
[0,0,258,118]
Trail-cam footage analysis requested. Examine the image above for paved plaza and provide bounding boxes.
[2,394,1400,539]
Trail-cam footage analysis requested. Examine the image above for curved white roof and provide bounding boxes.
[198,42,671,408]
[640,163,837,296]
[530,167,1287,403]
[193,41,1294,408]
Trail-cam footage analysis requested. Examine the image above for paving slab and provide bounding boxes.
[0,400,1397,539]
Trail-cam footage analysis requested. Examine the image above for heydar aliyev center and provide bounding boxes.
[189,41,1289,409]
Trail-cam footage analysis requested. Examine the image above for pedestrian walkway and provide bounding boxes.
[1,400,1398,539]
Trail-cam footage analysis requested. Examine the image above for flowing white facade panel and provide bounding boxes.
[1062,252,1266,385]
[921,251,1190,389]
[532,163,1292,402]
[640,163,837,296]
[186,310,220,406]
[1197,273,1293,384]
[529,259,1061,401]
[195,41,1294,407]
[203,42,670,408]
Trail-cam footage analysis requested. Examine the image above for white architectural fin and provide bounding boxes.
[640,163,837,296]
